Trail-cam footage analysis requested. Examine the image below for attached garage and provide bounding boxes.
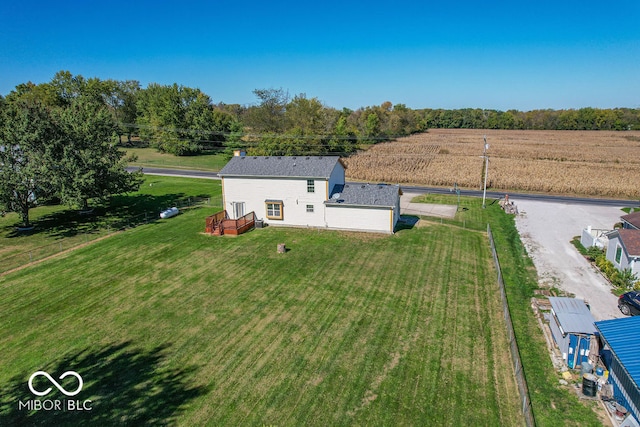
[324,183,401,234]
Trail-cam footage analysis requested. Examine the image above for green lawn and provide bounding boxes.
[126,147,228,171]
[0,184,524,425]
[0,176,220,273]
[0,180,603,426]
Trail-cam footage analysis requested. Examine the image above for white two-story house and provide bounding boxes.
[218,155,400,234]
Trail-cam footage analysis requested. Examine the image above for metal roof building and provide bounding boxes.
[595,316,640,423]
[547,297,597,369]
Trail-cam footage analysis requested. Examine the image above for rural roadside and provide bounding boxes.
[400,189,628,321]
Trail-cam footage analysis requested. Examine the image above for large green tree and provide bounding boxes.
[244,88,289,134]
[0,100,59,227]
[52,96,143,210]
[136,83,218,155]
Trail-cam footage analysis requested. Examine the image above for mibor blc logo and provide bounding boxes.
[19,370,92,412]
[28,371,83,397]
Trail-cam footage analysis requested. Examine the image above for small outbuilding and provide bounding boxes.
[595,316,640,424]
[546,297,597,369]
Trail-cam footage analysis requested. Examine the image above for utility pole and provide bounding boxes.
[482,135,489,209]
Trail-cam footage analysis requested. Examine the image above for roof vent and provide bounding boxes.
[331,193,341,200]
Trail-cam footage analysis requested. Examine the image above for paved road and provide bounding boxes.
[131,166,640,208]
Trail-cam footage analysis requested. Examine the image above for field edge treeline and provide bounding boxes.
[2,71,639,159]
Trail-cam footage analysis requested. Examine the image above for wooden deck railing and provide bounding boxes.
[205,210,255,236]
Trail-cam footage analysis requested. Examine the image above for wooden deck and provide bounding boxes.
[205,210,255,236]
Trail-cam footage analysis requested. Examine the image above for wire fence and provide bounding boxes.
[487,223,535,427]
[1,197,215,275]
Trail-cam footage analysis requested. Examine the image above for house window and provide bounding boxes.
[265,201,283,220]
[307,179,315,193]
[615,246,622,264]
[306,204,314,213]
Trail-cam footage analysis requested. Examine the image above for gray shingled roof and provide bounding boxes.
[325,183,400,207]
[549,297,597,335]
[218,155,342,179]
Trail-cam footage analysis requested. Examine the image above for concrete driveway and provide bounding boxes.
[400,192,457,218]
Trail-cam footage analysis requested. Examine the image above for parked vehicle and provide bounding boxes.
[618,291,640,316]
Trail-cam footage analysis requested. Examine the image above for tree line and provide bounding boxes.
[3,71,639,158]
[422,107,640,131]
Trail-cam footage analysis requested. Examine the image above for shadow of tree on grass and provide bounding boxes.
[0,341,208,426]
[3,193,190,239]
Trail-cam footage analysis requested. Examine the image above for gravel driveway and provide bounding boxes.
[514,199,625,321]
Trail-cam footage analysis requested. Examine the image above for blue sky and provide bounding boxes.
[1,1,638,110]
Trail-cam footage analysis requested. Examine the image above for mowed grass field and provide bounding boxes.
[126,147,228,171]
[0,181,524,425]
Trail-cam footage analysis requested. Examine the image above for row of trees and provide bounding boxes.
[4,71,639,160]
[0,83,143,227]
[422,107,640,131]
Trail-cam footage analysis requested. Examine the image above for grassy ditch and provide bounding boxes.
[487,206,603,426]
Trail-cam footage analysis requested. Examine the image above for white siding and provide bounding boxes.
[223,176,328,227]
[606,235,640,276]
[325,205,394,234]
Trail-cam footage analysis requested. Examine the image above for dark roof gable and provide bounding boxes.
[621,211,640,230]
[617,229,640,257]
[218,156,342,179]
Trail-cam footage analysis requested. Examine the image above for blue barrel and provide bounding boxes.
[595,367,604,376]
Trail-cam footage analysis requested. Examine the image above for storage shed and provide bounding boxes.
[547,297,597,369]
[595,316,640,424]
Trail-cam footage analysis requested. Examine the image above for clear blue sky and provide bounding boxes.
[1,1,639,111]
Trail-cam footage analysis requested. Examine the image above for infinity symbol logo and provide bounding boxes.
[28,371,83,397]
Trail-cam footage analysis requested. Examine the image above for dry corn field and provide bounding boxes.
[343,129,640,199]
